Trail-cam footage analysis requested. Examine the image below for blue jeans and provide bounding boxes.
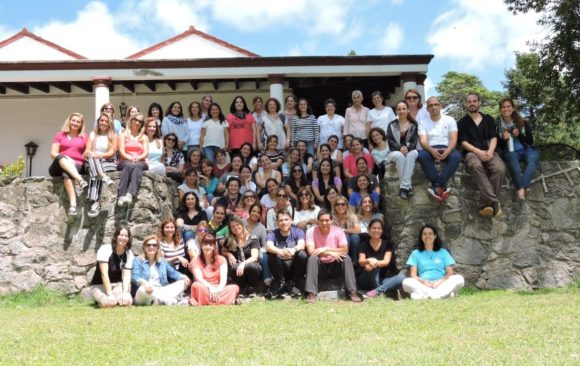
[182,229,195,243]
[357,271,405,293]
[347,233,361,264]
[418,146,461,189]
[259,249,272,282]
[202,146,220,163]
[504,147,539,189]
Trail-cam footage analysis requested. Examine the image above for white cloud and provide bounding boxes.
[427,0,545,69]
[377,22,403,54]
[119,0,210,34]
[423,77,435,98]
[33,1,143,59]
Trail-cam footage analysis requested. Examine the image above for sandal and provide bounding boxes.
[75,180,88,196]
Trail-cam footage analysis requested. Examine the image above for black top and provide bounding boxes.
[227,236,260,263]
[216,193,242,213]
[359,237,398,278]
[495,120,534,155]
[90,250,128,285]
[177,209,208,226]
[457,113,498,156]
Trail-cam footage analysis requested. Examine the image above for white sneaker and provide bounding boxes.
[125,193,133,204]
[117,196,127,206]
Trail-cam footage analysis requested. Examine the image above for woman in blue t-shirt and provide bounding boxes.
[402,225,464,300]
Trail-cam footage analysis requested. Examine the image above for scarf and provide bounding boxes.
[166,114,186,125]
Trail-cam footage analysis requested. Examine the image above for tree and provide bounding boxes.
[504,0,579,100]
[504,52,580,148]
[435,72,505,120]
[347,50,357,56]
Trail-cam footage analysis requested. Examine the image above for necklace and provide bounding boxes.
[115,251,126,268]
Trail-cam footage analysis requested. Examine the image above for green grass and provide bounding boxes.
[0,286,578,365]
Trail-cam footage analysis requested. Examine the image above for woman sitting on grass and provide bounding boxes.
[402,225,464,300]
[189,234,241,306]
[132,235,191,305]
[90,225,134,307]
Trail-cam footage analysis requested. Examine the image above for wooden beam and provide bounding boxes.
[212,80,219,90]
[190,80,198,90]
[234,79,240,90]
[120,82,134,93]
[144,81,156,92]
[0,85,5,94]
[50,82,71,93]
[167,81,176,91]
[255,79,261,89]
[2,83,29,94]
[27,83,50,93]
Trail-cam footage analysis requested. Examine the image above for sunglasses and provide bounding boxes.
[335,202,347,206]
[144,243,158,248]
[277,194,288,198]
[244,195,256,199]
[166,138,176,142]
[406,95,419,100]
[197,228,209,233]
[299,193,311,198]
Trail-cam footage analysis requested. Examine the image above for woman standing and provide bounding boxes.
[145,117,165,176]
[332,196,361,264]
[49,112,88,216]
[367,91,396,139]
[344,90,370,144]
[290,98,319,157]
[283,94,298,140]
[189,234,240,306]
[117,114,148,206]
[147,102,164,130]
[226,96,257,153]
[161,102,188,153]
[132,235,191,305]
[200,103,229,162]
[161,133,185,183]
[258,97,289,150]
[358,219,405,299]
[497,98,540,200]
[100,102,123,134]
[90,226,134,307]
[200,95,213,119]
[186,101,204,152]
[386,101,419,199]
[402,225,465,299]
[221,216,262,296]
[84,113,116,218]
[158,218,190,276]
[317,98,344,149]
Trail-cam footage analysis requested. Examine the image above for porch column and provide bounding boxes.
[93,76,112,123]
[268,74,284,104]
[401,73,418,93]
[416,74,427,100]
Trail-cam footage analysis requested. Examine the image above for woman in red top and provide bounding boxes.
[49,112,89,216]
[116,114,149,206]
[189,234,240,306]
[226,96,256,155]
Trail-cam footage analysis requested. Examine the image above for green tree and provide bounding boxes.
[504,52,580,148]
[435,71,505,120]
[504,0,579,98]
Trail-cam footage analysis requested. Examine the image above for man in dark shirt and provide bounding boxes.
[458,93,506,217]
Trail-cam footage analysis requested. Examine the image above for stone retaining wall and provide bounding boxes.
[0,161,578,296]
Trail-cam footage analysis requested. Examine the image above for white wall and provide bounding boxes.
[0,38,78,61]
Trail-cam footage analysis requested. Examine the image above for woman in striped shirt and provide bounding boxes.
[158,218,190,278]
[290,98,319,157]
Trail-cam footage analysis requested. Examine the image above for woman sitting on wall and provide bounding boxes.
[402,225,464,300]
[84,112,117,218]
[189,234,241,306]
[90,225,134,307]
[161,133,185,183]
[117,113,148,206]
[49,112,89,216]
[145,117,165,176]
[132,235,191,305]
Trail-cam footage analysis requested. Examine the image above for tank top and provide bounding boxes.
[125,135,144,157]
[94,135,110,154]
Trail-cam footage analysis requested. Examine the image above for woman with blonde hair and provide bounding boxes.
[49,112,89,216]
[117,113,149,206]
[144,117,165,175]
[84,112,117,217]
[99,102,123,134]
[131,235,191,305]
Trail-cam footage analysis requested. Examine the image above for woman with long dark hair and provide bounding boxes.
[226,95,257,154]
[161,101,188,153]
[200,103,229,162]
[290,98,319,157]
[312,157,342,206]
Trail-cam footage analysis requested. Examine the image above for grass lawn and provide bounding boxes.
[0,285,578,365]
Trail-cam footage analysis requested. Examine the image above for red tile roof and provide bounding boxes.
[126,25,259,59]
[0,28,87,60]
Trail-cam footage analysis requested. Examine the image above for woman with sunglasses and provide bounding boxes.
[162,132,185,183]
[284,164,310,205]
[404,88,430,123]
[332,196,361,264]
[132,235,191,305]
[266,187,294,230]
[117,113,149,206]
[189,234,241,306]
[221,216,262,297]
[237,190,257,219]
[293,187,320,232]
[176,191,207,252]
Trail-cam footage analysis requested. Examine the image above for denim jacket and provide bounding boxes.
[131,257,185,286]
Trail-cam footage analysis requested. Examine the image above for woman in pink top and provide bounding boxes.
[189,234,240,306]
[116,114,149,206]
[226,96,257,154]
[344,90,370,145]
[49,112,89,216]
[342,137,374,179]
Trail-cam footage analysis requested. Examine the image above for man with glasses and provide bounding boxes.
[304,209,362,303]
[417,96,461,202]
[458,93,506,217]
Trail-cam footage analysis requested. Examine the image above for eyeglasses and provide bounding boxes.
[166,138,176,142]
[197,228,209,233]
[135,119,144,123]
[406,95,419,100]
[244,195,256,199]
[427,103,441,108]
[144,243,158,248]
[277,194,288,198]
[335,202,347,206]
[299,193,311,198]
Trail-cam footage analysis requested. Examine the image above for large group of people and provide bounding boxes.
[48,90,539,306]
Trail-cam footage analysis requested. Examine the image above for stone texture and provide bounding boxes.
[0,162,578,294]
[382,160,580,290]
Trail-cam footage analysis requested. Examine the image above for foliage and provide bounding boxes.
[436,71,506,120]
[347,49,357,56]
[0,285,578,364]
[0,286,85,308]
[0,156,25,178]
[504,0,580,99]
[504,52,580,149]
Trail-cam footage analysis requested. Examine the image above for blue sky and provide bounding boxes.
[0,0,545,95]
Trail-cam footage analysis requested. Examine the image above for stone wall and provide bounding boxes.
[0,162,578,296]
[383,160,579,290]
